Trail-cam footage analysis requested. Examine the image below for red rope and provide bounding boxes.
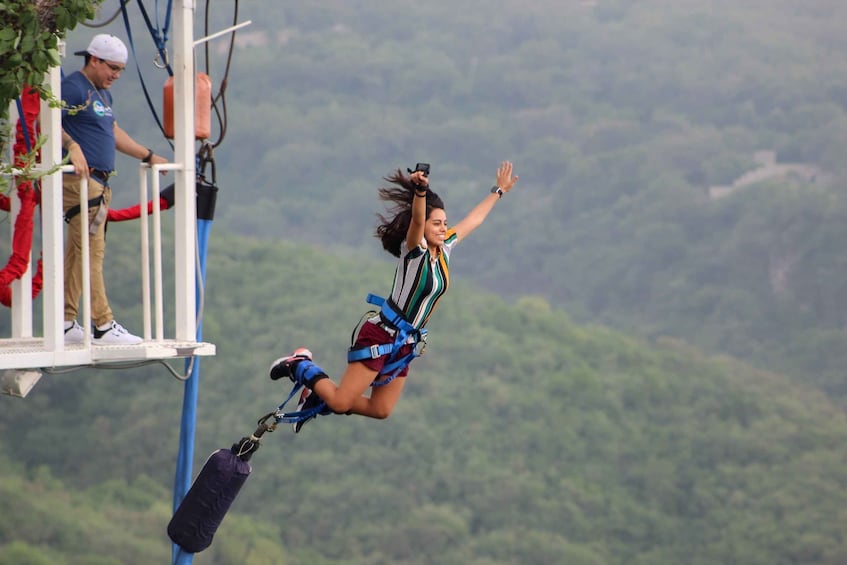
[107,196,172,222]
[1,87,43,307]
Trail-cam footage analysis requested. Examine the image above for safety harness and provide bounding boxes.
[269,293,428,426]
[63,168,110,225]
[64,194,105,224]
[347,293,428,386]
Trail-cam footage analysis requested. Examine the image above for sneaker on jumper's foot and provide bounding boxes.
[269,348,313,381]
[293,388,330,433]
[93,320,142,345]
[64,320,85,344]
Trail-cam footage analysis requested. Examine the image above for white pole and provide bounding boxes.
[9,175,33,338]
[139,165,151,340]
[173,0,197,342]
[151,165,164,341]
[79,175,91,345]
[7,99,33,338]
[40,54,66,351]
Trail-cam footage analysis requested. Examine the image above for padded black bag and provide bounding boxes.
[167,448,251,553]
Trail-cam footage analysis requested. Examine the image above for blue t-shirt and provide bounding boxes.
[62,70,116,173]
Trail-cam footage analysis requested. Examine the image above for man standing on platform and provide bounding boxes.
[60,34,168,344]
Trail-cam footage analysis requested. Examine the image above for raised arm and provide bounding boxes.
[452,161,518,243]
[405,170,430,247]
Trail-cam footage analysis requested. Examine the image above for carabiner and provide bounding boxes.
[255,411,279,435]
[153,48,170,69]
[415,330,428,356]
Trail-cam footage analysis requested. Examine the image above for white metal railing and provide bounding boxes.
[4,163,163,348]
[3,163,85,349]
[139,162,183,342]
[0,31,210,374]
[0,157,213,371]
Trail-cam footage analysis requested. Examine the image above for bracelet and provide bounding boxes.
[142,148,154,163]
[414,189,427,197]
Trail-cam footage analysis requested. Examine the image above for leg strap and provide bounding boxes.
[64,194,105,223]
[293,359,329,388]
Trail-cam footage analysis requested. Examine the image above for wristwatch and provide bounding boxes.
[490,185,504,198]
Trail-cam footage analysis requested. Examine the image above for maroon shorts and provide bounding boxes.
[352,321,413,378]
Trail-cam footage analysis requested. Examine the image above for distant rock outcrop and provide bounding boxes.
[708,150,822,199]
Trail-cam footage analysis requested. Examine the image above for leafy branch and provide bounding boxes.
[0,0,101,187]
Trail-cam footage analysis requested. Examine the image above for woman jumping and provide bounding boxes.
[270,161,518,432]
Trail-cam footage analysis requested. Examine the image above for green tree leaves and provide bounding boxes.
[0,0,98,191]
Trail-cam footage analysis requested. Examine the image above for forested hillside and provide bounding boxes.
[65,0,847,402]
[1,1,846,562]
[1,231,847,564]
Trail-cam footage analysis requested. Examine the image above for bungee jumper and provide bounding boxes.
[167,161,518,554]
[270,161,519,432]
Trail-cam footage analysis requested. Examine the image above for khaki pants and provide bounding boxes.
[63,175,112,327]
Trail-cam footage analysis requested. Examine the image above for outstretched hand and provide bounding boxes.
[496,161,518,194]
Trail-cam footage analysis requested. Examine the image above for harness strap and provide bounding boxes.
[348,343,394,362]
[270,382,329,425]
[347,294,427,386]
[64,195,105,223]
[368,293,408,329]
[271,294,427,423]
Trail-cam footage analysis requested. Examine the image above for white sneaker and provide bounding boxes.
[64,320,85,344]
[93,320,143,345]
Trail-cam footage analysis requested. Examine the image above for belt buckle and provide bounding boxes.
[369,344,381,359]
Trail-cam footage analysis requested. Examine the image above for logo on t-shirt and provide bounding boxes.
[92,100,112,117]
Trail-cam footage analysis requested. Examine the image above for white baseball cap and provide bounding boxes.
[75,34,128,65]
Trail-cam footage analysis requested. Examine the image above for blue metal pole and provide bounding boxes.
[172,218,212,565]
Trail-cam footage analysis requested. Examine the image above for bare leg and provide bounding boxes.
[312,362,406,419]
[358,376,405,419]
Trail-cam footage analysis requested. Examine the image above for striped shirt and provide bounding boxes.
[388,228,459,329]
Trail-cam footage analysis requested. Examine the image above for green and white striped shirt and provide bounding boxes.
[388,228,459,329]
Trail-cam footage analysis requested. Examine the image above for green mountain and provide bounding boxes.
[3,1,847,562]
[67,0,847,402]
[1,231,846,564]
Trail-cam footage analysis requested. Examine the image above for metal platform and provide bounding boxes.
[0,338,215,370]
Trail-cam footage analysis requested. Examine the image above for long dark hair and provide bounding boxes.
[375,169,445,257]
